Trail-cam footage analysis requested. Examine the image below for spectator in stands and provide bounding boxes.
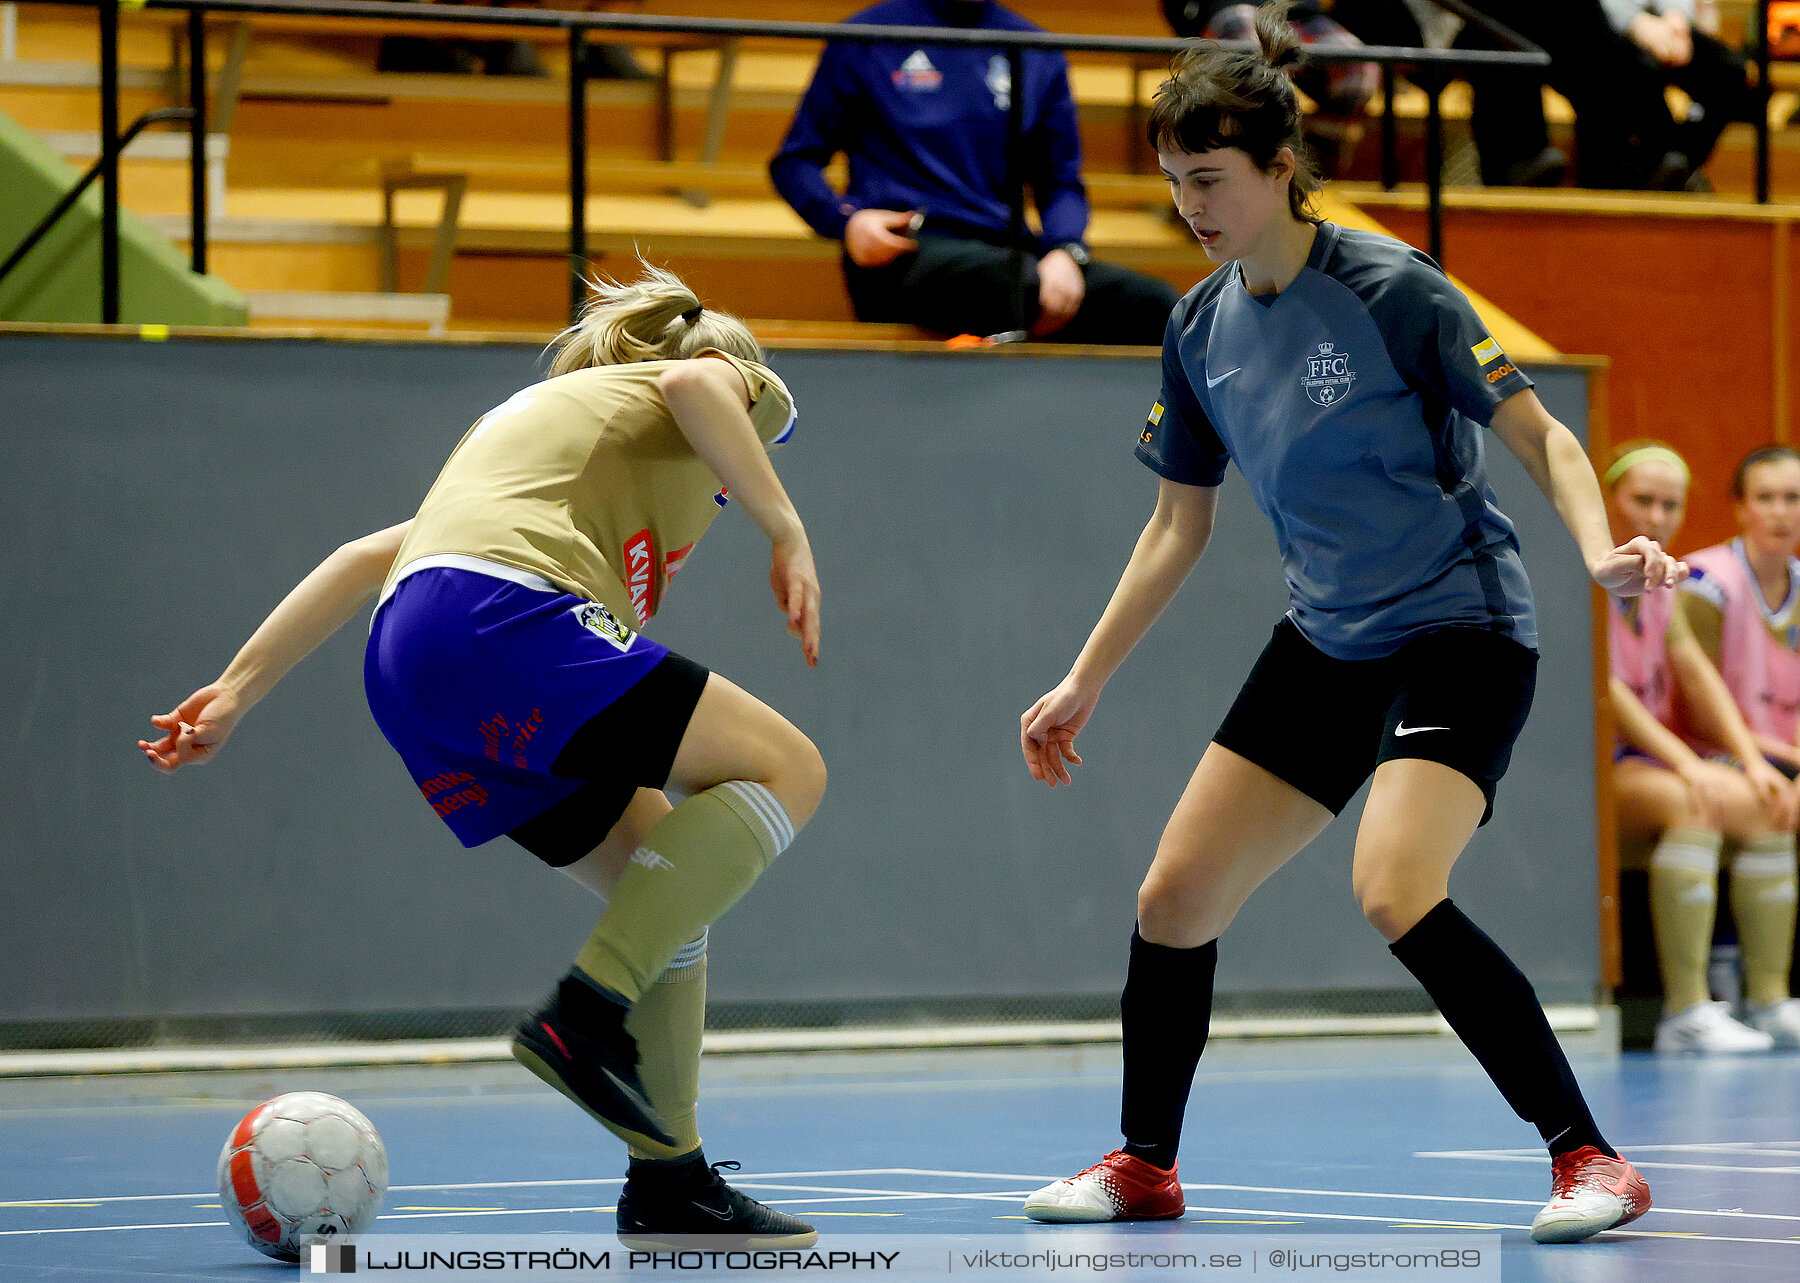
[1455,0,1677,188]
[769,0,1179,344]
[1604,441,1797,1053]
[1601,0,1758,189]
[377,0,652,80]
[1163,0,1378,175]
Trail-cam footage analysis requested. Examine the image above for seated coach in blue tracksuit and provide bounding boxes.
[769,0,1180,344]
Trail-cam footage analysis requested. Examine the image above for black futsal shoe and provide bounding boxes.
[617,1155,818,1249]
[510,987,676,1148]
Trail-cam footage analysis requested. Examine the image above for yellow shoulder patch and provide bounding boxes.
[1472,337,1504,366]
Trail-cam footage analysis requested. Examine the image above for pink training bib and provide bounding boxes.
[1609,586,1677,734]
[1683,540,1800,746]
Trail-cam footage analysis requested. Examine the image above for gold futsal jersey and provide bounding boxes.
[386,350,796,626]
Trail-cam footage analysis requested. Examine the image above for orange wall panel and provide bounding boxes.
[1376,208,1782,554]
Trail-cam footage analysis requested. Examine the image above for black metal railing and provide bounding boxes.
[21,0,1573,326]
[0,106,194,294]
[1758,0,1774,203]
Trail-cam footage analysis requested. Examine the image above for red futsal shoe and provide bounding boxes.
[1529,1147,1652,1243]
[1023,1150,1185,1223]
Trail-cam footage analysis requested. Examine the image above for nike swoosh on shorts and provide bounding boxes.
[1394,723,1450,737]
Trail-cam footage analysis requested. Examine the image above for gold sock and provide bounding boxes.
[575,781,791,1003]
[600,933,707,1161]
[1649,829,1722,1013]
[1732,834,1798,1010]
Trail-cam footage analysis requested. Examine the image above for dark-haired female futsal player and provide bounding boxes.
[1019,6,1668,1244]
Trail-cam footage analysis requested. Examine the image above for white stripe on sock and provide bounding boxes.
[1732,852,1798,879]
[737,780,795,850]
[721,780,793,854]
[666,929,709,971]
[727,780,790,850]
[717,781,778,849]
[1652,844,1720,875]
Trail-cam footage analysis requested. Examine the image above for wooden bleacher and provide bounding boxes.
[0,0,1792,353]
[1,0,1213,327]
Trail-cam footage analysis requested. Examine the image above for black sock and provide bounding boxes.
[558,972,631,1033]
[1119,926,1218,1170]
[1389,900,1615,1159]
[627,1147,707,1185]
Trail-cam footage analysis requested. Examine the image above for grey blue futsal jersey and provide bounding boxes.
[1137,222,1538,660]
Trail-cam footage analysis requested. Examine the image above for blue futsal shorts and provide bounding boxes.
[365,557,709,864]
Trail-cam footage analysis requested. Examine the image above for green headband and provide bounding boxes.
[1604,446,1690,488]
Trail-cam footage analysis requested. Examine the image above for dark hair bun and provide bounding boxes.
[1254,1,1305,71]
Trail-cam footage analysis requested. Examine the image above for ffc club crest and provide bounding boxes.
[1302,342,1357,406]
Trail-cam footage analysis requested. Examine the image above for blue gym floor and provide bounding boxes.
[2,1040,1797,1281]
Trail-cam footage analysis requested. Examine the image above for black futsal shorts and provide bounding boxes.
[506,652,711,868]
[1213,617,1538,825]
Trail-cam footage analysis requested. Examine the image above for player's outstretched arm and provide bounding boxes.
[1490,389,1685,597]
[138,521,412,772]
[1021,478,1216,786]
[659,356,820,666]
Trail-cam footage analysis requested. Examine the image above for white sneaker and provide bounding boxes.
[1529,1147,1652,1243]
[1653,1000,1776,1053]
[1743,998,1800,1049]
[1022,1151,1186,1223]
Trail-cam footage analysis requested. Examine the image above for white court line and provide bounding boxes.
[0,1171,1031,1208]
[1623,1141,1800,1153]
[11,1168,1800,1240]
[741,1177,1800,1231]
[1177,1203,1800,1247]
[1418,1150,1800,1175]
[0,1180,622,1207]
[8,1203,1795,1250]
[0,1193,1003,1238]
[704,1168,1800,1225]
[14,1168,1800,1224]
[1421,1141,1800,1157]
[1182,1183,1800,1225]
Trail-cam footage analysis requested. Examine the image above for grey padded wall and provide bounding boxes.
[0,336,1599,1025]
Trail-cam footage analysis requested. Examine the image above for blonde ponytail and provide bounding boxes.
[548,260,763,376]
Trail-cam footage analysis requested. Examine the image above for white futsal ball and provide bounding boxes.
[216,1091,388,1261]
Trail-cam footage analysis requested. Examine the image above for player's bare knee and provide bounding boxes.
[773,732,827,829]
[1137,876,1229,947]
[1355,875,1439,942]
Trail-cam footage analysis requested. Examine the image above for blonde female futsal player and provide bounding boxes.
[1018,6,1670,1244]
[1605,442,1796,1053]
[139,266,824,1248]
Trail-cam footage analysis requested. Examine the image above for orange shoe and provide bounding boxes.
[1023,1150,1185,1223]
[1529,1147,1652,1243]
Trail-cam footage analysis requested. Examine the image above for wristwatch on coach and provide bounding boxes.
[1053,241,1092,268]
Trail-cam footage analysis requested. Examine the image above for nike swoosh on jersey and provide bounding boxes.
[1205,367,1242,389]
[1394,723,1450,737]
